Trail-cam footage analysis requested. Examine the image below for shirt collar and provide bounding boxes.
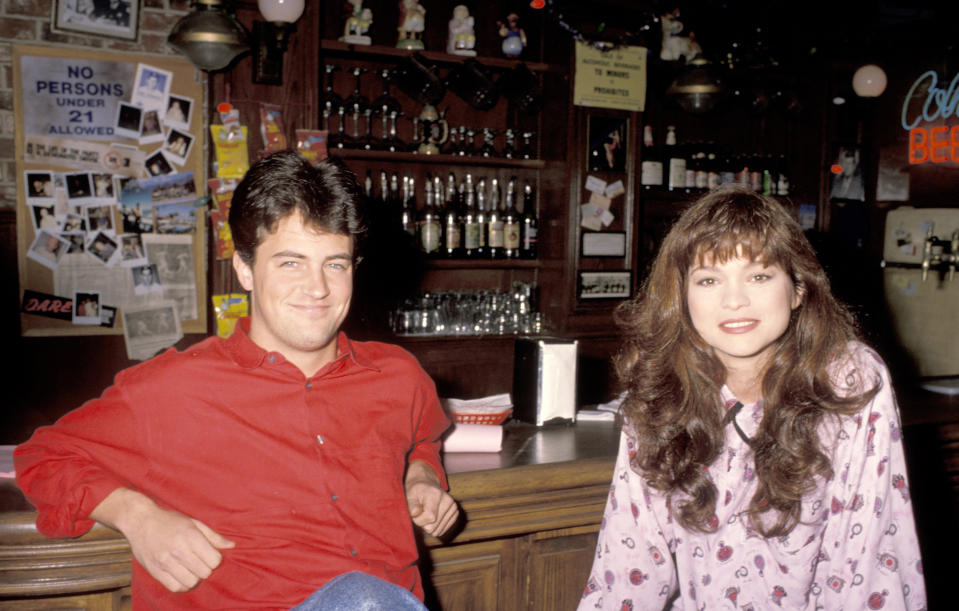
[224,317,379,373]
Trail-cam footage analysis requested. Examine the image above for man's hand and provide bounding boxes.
[90,488,235,592]
[405,460,459,538]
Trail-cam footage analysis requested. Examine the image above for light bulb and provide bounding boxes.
[852,64,887,97]
[257,0,304,23]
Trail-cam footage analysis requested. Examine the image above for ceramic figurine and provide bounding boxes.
[447,5,476,56]
[497,12,526,58]
[340,0,373,45]
[397,0,426,50]
[660,8,701,62]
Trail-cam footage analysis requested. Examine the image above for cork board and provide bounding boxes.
[13,44,206,336]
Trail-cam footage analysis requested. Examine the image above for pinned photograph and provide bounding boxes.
[165,94,193,131]
[73,291,102,325]
[25,171,55,200]
[27,230,70,270]
[132,263,163,295]
[115,102,144,141]
[92,173,116,200]
[65,172,93,202]
[52,0,139,41]
[62,212,87,233]
[155,201,197,234]
[85,204,116,234]
[140,109,164,144]
[120,233,148,267]
[30,202,60,232]
[87,230,120,266]
[578,270,632,300]
[587,116,628,173]
[132,64,173,112]
[100,305,118,328]
[145,150,174,176]
[163,128,194,165]
[62,232,86,254]
[122,301,182,361]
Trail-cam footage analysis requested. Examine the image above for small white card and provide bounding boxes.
[605,179,626,199]
[584,175,607,194]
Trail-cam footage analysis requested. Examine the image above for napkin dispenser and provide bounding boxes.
[513,337,578,426]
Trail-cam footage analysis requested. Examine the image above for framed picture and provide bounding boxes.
[582,231,627,257]
[587,115,628,173]
[578,270,632,300]
[52,0,140,41]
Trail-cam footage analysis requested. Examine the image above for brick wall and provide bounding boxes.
[0,0,194,208]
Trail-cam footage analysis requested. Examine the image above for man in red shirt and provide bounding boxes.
[15,151,459,609]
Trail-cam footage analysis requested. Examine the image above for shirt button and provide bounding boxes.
[350,549,357,557]
[316,434,324,445]
[331,494,338,502]
[267,355,276,363]
[306,381,312,389]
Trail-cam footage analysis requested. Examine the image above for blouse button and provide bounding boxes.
[331,494,338,502]
[316,434,324,445]
[350,549,357,557]
[306,381,312,389]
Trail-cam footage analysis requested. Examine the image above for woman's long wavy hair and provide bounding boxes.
[615,187,876,537]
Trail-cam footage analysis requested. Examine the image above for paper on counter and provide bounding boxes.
[443,393,512,416]
[443,423,504,453]
[576,409,616,422]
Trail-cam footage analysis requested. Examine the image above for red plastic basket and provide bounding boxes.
[453,410,512,425]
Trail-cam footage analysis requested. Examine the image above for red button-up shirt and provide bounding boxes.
[15,319,451,609]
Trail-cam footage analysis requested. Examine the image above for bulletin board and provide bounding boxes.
[13,44,207,337]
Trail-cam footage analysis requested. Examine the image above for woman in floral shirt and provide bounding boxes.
[579,188,925,610]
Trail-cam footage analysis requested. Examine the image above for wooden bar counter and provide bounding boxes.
[0,422,622,610]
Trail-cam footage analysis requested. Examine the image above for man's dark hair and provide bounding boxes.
[228,150,367,264]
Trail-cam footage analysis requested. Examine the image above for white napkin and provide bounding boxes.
[443,423,504,453]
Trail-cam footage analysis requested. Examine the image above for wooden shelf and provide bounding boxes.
[319,40,566,74]
[328,148,545,168]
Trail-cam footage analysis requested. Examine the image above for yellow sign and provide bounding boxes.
[573,42,647,111]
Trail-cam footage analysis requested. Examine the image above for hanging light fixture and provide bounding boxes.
[666,57,724,113]
[253,0,306,85]
[168,0,249,72]
[852,64,887,97]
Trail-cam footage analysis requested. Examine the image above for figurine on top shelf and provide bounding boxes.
[397,0,426,50]
[497,12,526,58]
[340,0,373,45]
[660,8,701,62]
[447,5,477,56]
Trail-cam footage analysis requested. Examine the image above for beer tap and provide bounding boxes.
[920,227,959,282]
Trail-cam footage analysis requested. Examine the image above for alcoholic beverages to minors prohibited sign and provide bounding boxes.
[573,42,647,112]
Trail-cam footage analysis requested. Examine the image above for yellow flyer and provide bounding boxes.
[573,42,647,111]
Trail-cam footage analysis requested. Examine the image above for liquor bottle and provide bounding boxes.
[694,150,709,192]
[364,170,374,200]
[486,177,504,259]
[706,150,720,191]
[399,174,416,238]
[665,125,686,192]
[775,154,790,196]
[520,180,538,259]
[462,173,482,258]
[502,176,521,259]
[475,177,489,258]
[640,124,663,190]
[442,173,462,258]
[418,176,441,256]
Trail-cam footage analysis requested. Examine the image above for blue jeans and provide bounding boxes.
[289,571,427,610]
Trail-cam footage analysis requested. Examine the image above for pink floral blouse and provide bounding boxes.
[579,343,926,610]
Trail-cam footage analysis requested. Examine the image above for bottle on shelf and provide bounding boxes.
[475,177,489,258]
[486,177,505,259]
[775,154,790,196]
[694,149,709,192]
[640,124,663,190]
[706,149,720,191]
[418,175,442,257]
[520,180,538,260]
[399,173,416,238]
[665,125,686,192]
[442,173,462,258]
[502,176,521,259]
[462,173,482,258]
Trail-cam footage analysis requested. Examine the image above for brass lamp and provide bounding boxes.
[168,0,249,72]
[666,57,724,113]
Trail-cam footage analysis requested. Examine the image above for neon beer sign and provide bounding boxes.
[902,70,959,164]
